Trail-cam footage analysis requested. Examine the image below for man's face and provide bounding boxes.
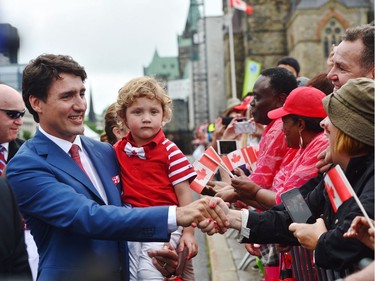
[0,85,25,143]
[250,76,281,125]
[31,73,87,142]
[327,39,374,91]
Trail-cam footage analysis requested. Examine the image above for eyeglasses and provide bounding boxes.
[0,108,26,119]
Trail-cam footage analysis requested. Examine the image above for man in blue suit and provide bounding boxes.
[6,54,227,281]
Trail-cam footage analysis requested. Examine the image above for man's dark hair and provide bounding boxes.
[342,24,374,72]
[22,54,87,123]
[276,56,300,75]
[260,67,298,96]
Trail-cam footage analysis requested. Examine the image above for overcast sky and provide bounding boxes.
[0,0,222,115]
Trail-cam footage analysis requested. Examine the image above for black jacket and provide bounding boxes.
[8,138,25,162]
[0,177,32,280]
[244,152,374,272]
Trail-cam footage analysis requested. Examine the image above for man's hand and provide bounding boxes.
[176,197,229,234]
[316,149,331,173]
[215,185,239,203]
[231,168,261,200]
[207,180,230,191]
[244,243,261,257]
[344,216,375,250]
[148,243,179,279]
[289,218,327,250]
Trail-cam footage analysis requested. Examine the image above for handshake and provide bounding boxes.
[176,197,231,235]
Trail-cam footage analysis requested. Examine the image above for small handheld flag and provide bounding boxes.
[230,0,253,15]
[324,165,353,212]
[324,165,374,230]
[190,154,219,194]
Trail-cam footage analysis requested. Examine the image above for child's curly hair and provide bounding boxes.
[116,76,172,124]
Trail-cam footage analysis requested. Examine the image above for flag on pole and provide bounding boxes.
[222,146,258,172]
[222,148,248,171]
[230,0,253,15]
[205,146,222,164]
[242,146,258,171]
[190,148,221,193]
[324,165,354,212]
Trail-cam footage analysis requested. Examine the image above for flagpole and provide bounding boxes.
[346,186,375,231]
[337,166,375,231]
[227,0,237,99]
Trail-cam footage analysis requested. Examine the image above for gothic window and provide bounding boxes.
[322,19,343,58]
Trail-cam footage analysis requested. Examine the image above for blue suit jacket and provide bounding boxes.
[6,130,170,281]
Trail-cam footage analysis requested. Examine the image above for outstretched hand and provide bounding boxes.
[343,216,375,250]
[176,197,229,235]
[197,198,231,234]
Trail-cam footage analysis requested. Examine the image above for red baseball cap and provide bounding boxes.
[268,86,327,119]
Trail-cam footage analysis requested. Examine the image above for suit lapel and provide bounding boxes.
[34,132,105,204]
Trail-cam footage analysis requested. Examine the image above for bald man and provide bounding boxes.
[0,84,25,166]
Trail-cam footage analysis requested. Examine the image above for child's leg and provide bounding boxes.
[137,241,165,281]
[124,204,142,281]
[128,241,142,281]
[137,227,183,281]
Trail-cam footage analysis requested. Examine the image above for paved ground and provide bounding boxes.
[191,195,261,281]
[188,155,261,281]
[206,229,261,281]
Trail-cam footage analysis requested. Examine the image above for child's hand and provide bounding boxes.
[179,229,198,260]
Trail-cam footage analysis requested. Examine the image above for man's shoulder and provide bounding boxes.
[7,138,25,160]
[8,138,25,149]
[13,138,25,145]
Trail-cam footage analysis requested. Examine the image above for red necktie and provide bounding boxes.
[0,145,6,176]
[69,144,90,179]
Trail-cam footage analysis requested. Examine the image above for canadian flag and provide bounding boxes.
[222,146,258,172]
[222,148,248,171]
[230,0,253,15]
[242,146,258,171]
[190,147,221,193]
[205,146,223,164]
[324,165,353,212]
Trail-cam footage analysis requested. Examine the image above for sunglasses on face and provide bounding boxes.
[0,108,26,119]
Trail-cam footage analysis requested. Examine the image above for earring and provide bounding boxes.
[299,131,304,148]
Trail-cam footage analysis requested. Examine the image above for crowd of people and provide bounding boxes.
[0,23,373,281]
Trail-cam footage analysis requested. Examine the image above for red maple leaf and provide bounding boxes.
[196,168,207,181]
[230,153,241,163]
[325,182,336,199]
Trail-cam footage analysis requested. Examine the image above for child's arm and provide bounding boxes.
[174,180,198,260]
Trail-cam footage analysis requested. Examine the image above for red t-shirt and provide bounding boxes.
[249,118,298,189]
[114,130,196,207]
[272,132,329,204]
